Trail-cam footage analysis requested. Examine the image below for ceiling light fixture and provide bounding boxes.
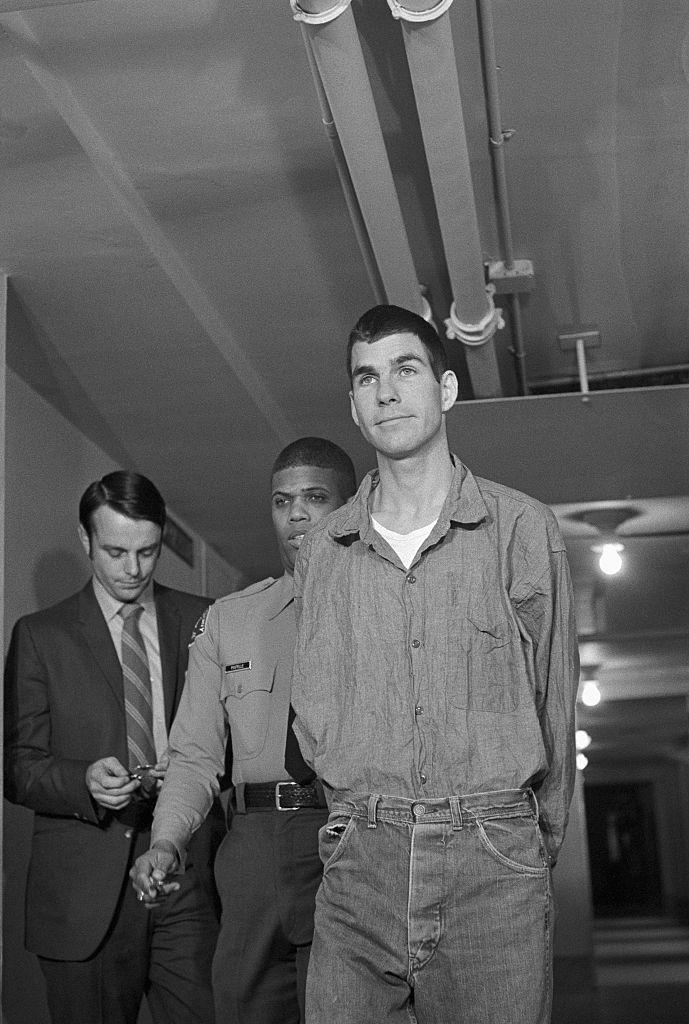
[581,680,601,707]
[565,504,639,579]
[575,729,591,750]
[593,541,624,575]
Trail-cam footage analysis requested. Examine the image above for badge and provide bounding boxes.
[225,661,251,672]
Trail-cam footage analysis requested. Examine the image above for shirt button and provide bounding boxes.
[415,705,423,715]
[420,773,427,784]
[124,828,134,840]
[406,574,416,584]
[411,639,421,649]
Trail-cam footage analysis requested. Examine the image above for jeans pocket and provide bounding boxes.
[318,813,356,871]
[476,813,548,875]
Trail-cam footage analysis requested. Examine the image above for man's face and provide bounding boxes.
[271,465,347,574]
[78,505,162,603]
[349,331,457,460]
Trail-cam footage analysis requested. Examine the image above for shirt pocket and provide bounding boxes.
[457,599,521,713]
[464,598,518,712]
[222,660,275,760]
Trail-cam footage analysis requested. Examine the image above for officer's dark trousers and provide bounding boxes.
[212,805,327,1024]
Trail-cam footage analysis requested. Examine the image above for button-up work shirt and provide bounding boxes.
[292,459,580,862]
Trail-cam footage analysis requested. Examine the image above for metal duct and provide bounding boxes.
[476,0,529,395]
[298,21,387,306]
[388,0,504,398]
[291,0,428,317]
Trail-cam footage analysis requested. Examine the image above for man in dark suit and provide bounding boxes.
[4,470,220,1024]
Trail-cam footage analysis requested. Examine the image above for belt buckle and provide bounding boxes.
[275,781,300,811]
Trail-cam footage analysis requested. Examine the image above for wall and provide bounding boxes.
[2,367,243,1024]
[0,277,6,992]
[553,771,595,957]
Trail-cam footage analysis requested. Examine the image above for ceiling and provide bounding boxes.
[2,1,689,719]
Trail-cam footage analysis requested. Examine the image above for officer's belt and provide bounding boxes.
[234,779,327,812]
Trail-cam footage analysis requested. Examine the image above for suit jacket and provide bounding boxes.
[4,580,212,960]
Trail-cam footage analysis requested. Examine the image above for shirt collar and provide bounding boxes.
[328,455,488,541]
[92,575,156,622]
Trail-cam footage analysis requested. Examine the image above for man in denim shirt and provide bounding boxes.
[291,305,579,1024]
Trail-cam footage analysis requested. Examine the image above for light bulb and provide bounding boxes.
[575,729,591,750]
[581,680,601,706]
[598,542,624,575]
[576,753,589,770]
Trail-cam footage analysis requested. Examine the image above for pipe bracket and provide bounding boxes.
[489,128,515,147]
[419,293,437,331]
[290,0,352,25]
[444,293,505,348]
[386,0,455,23]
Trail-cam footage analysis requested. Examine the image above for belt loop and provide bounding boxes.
[234,783,247,815]
[527,787,539,820]
[367,794,380,829]
[449,795,463,831]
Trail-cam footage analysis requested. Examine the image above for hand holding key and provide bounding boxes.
[129,842,181,907]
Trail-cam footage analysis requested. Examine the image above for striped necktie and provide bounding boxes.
[118,603,156,770]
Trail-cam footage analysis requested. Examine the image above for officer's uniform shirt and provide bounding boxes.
[151,573,295,856]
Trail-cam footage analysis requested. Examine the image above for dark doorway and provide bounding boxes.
[584,781,663,917]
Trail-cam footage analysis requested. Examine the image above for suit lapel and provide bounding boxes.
[154,585,181,730]
[76,582,124,709]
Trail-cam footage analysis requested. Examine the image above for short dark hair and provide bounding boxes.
[272,437,356,501]
[347,304,448,385]
[79,471,166,537]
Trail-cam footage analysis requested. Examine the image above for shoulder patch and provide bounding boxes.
[189,607,211,646]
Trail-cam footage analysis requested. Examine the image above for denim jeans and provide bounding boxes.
[306,789,552,1024]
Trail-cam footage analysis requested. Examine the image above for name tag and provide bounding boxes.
[225,661,251,672]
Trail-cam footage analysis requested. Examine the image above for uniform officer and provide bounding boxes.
[130,437,356,1024]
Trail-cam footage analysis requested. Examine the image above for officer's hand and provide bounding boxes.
[86,757,139,809]
[129,843,181,907]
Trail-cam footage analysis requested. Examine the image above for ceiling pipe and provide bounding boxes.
[0,0,96,10]
[528,363,689,392]
[291,0,429,319]
[476,0,528,395]
[298,22,386,306]
[388,0,504,399]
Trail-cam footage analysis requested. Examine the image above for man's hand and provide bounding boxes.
[85,757,139,809]
[129,842,181,907]
[151,751,169,778]
[130,754,169,799]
